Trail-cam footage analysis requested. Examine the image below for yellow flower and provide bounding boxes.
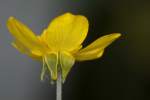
[7,13,121,82]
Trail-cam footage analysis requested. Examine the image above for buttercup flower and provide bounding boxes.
[7,13,121,82]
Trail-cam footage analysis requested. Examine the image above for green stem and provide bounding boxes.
[56,71,62,100]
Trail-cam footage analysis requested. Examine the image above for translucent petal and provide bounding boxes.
[40,59,47,81]
[60,51,75,82]
[75,33,121,61]
[44,52,58,80]
[7,17,46,53]
[45,13,88,51]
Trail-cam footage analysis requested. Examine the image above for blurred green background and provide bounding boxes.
[0,0,150,100]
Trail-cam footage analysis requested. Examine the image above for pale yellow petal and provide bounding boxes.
[45,13,88,51]
[75,33,121,61]
[7,17,46,53]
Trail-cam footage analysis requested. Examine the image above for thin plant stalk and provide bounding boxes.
[56,69,62,100]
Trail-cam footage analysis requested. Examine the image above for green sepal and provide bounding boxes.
[44,52,58,80]
[40,58,47,81]
[60,51,75,82]
[41,51,75,83]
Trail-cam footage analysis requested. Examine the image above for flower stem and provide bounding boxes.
[56,70,62,100]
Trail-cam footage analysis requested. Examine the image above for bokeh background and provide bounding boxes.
[0,0,150,100]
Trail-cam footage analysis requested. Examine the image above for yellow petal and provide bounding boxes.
[40,29,47,43]
[75,48,105,61]
[75,33,121,61]
[7,17,45,53]
[45,13,89,51]
[12,40,42,59]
